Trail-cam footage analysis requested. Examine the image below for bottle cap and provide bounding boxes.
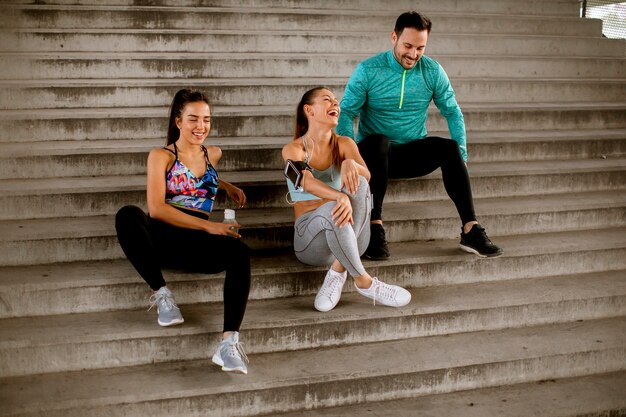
[224,209,236,220]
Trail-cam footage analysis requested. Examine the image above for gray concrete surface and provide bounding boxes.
[0,0,624,415]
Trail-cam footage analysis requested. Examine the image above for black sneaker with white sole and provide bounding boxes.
[459,224,503,258]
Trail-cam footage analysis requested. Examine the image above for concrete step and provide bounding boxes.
[4,29,624,57]
[0,78,345,110]
[2,53,624,80]
[1,103,624,142]
[1,5,598,35]
[1,317,623,416]
[3,78,626,110]
[274,372,626,417]
[467,129,626,162]
[0,0,582,17]
[0,227,624,317]
[0,2,622,416]
[0,136,282,178]
[0,190,623,265]
[1,158,624,219]
[1,130,624,179]
[1,270,625,377]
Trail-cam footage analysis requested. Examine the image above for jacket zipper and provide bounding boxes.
[399,69,406,109]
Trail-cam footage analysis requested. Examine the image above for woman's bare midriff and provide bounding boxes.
[293,198,333,220]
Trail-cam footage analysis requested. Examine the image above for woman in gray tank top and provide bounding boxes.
[282,87,412,312]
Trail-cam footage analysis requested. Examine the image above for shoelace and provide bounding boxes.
[224,341,249,364]
[319,274,344,298]
[147,292,178,312]
[475,227,494,245]
[370,278,399,306]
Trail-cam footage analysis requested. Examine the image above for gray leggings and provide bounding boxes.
[293,176,371,277]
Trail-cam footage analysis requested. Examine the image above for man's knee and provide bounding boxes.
[431,137,461,157]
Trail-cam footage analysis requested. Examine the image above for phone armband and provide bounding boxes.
[284,159,311,190]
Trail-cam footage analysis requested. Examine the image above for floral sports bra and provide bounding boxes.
[164,143,219,214]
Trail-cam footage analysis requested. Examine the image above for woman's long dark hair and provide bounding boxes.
[294,87,342,167]
[166,89,211,146]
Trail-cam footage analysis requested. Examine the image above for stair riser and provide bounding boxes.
[2,295,624,377]
[1,207,624,265]
[3,138,625,179]
[0,0,581,16]
[455,81,626,106]
[1,32,394,54]
[2,9,597,35]
[6,349,625,416]
[0,191,146,220]
[387,207,626,243]
[5,32,622,57]
[382,171,626,206]
[470,138,626,163]
[3,109,624,142]
[3,172,625,219]
[237,172,626,209]
[0,148,278,179]
[2,56,624,80]
[0,152,154,180]
[2,248,624,317]
[0,236,120,267]
[4,81,626,110]
[0,83,344,110]
[241,207,626,251]
[123,350,626,417]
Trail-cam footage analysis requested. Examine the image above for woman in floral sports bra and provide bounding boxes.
[115,89,251,374]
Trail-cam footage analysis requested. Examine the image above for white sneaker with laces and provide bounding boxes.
[355,277,411,307]
[314,269,347,312]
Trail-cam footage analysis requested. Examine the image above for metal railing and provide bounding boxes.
[581,0,626,39]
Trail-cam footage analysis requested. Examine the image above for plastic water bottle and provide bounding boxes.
[223,209,238,234]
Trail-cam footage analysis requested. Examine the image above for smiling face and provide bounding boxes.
[392,27,429,70]
[175,101,211,145]
[304,89,340,127]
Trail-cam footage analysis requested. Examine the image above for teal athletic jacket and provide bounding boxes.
[337,50,467,161]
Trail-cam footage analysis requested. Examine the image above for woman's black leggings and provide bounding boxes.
[357,135,477,225]
[115,205,251,332]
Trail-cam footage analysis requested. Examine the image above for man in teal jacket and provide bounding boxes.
[337,11,502,259]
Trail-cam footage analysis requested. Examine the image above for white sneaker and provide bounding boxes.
[355,277,411,307]
[314,269,347,312]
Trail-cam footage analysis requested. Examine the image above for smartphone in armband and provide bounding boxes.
[284,159,311,190]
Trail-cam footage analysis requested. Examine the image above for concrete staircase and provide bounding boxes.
[1,1,625,416]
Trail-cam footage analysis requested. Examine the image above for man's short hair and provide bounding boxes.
[394,12,432,36]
